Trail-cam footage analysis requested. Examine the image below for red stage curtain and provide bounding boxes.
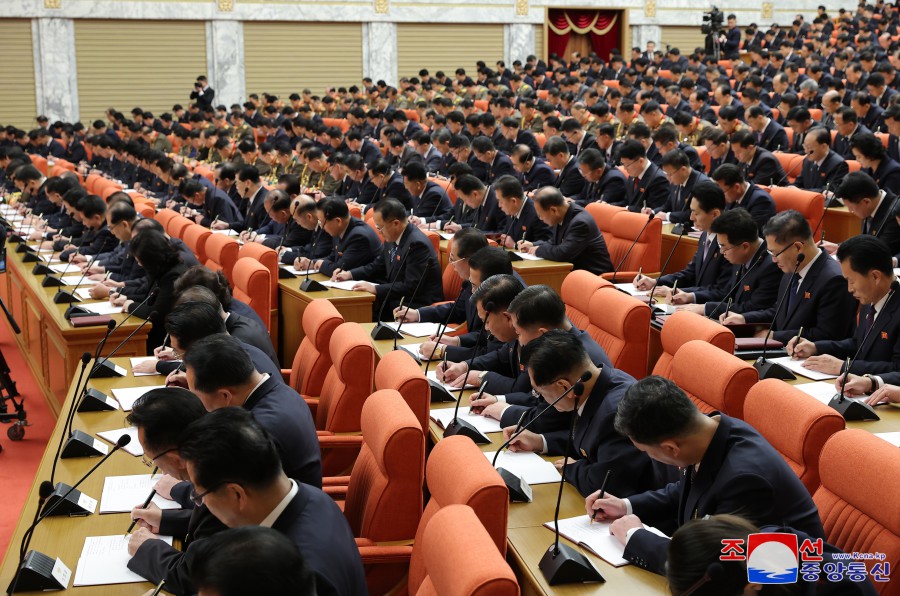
[547,9,621,61]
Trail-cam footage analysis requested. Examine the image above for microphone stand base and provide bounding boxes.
[31,263,54,275]
[88,358,126,378]
[497,467,533,502]
[41,275,65,287]
[429,379,457,403]
[77,388,118,412]
[539,543,605,585]
[278,268,296,279]
[15,244,35,254]
[395,345,422,364]
[299,278,327,292]
[43,482,95,517]
[371,323,402,340]
[670,223,693,235]
[507,250,523,261]
[7,551,71,593]
[442,417,491,444]
[828,395,880,421]
[52,290,80,304]
[753,358,797,381]
[7,233,25,244]
[21,252,40,263]
[61,429,108,458]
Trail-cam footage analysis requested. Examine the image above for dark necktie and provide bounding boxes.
[863,217,874,235]
[865,307,876,333]
[786,273,801,313]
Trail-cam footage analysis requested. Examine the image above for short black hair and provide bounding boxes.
[317,197,349,220]
[191,527,316,595]
[508,285,566,329]
[175,267,233,309]
[179,407,282,491]
[451,227,489,260]
[471,274,524,310]
[836,234,893,276]
[373,197,407,222]
[578,148,606,170]
[618,139,647,161]
[690,180,726,212]
[762,210,812,245]
[183,334,255,392]
[166,302,227,349]
[468,246,514,277]
[454,174,486,195]
[848,132,886,161]
[838,171,880,203]
[614,376,702,445]
[402,160,427,182]
[543,136,570,156]
[126,387,207,453]
[709,208,759,246]
[534,187,566,210]
[710,163,744,186]
[76,194,107,218]
[493,175,523,201]
[131,230,181,277]
[521,329,591,386]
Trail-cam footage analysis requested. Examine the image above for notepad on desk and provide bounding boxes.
[485,450,561,484]
[542,516,631,566]
[73,535,173,586]
[384,322,453,338]
[767,357,838,381]
[430,407,502,434]
[49,263,74,274]
[60,274,94,286]
[613,283,649,296]
[74,288,95,300]
[129,356,161,376]
[80,302,125,316]
[111,385,165,411]
[321,279,363,291]
[426,370,478,391]
[98,474,179,514]
[281,266,318,276]
[513,251,542,261]
[97,427,144,456]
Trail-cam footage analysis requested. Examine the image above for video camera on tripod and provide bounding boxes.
[701,6,725,60]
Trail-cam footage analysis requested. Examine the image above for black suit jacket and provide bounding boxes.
[744,148,787,187]
[863,190,900,256]
[727,184,777,233]
[554,156,586,198]
[411,180,452,221]
[226,313,279,366]
[815,291,900,374]
[461,185,506,233]
[233,187,270,232]
[621,162,670,212]
[534,203,612,274]
[833,124,873,159]
[349,224,444,318]
[486,153,517,183]
[245,376,322,488]
[200,187,241,227]
[318,217,383,277]
[867,158,900,195]
[703,242,783,317]
[794,151,849,191]
[624,415,825,575]
[658,231,733,298]
[743,250,858,342]
[272,483,368,596]
[500,197,551,243]
[657,170,708,223]
[575,167,628,206]
[759,120,790,152]
[522,159,555,191]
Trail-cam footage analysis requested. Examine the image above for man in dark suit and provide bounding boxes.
[634,181,732,302]
[183,334,323,487]
[503,330,672,498]
[596,123,624,166]
[472,136,517,184]
[402,161,452,223]
[189,76,215,109]
[177,407,367,596]
[179,178,242,229]
[125,388,228,596]
[511,144,555,192]
[214,165,270,233]
[392,109,423,142]
[335,198,443,319]
[650,149,708,225]
[499,117,544,158]
[493,175,551,246]
[60,194,116,261]
[850,133,900,195]
[588,376,825,575]
[295,198,382,278]
[561,118,599,156]
[793,127,850,192]
[698,208,782,318]
[746,105,790,152]
[730,129,787,187]
[788,235,900,376]
[712,163,777,234]
[723,14,743,59]
[723,210,857,343]
[356,159,412,212]
[443,174,506,234]
[411,131,443,173]
[574,148,628,205]
[823,172,900,257]
[518,186,612,274]
[832,106,873,159]
[851,92,885,133]
[543,136,586,198]
[616,139,670,212]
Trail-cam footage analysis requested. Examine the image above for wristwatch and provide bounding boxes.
[478,370,489,383]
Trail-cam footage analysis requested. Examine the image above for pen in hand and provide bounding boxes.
[591,469,611,523]
[792,326,804,358]
[126,466,159,535]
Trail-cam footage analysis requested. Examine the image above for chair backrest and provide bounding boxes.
[343,389,425,542]
[671,340,758,419]
[181,224,212,264]
[767,186,825,234]
[585,289,651,379]
[772,152,804,183]
[813,429,900,593]
[430,176,457,205]
[153,208,178,231]
[604,210,662,280]
[410,436,509,590]
[744,379,844,494]
[374,350,430,433]
[290,299,344,396]
[412,505,518,596]
[561,270,612,331]
[29,154,48,175]
[652,311,735,378]
[317,322,376,432]
[695,144,711,174]
[239,242,279,304]
[846,159,861,173]
[423,229,440,254]
[585,202,626,245]
[164,214,192,239]
[231,257,272,331]
[203,233,240,282]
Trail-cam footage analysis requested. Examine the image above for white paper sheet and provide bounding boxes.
[430,407,502,434]
[426,369,478,391]
[129,357,161,377]
[438,232,454,240]
[384,322,453,338]
[49,263,75,274]
[97,427,144,456]
[61,274,94,286]
[99,474,179,514]
[110,385,165,411]
[542,516,630,567]
[485,450,562,484]
[81,302,124,315]
[74,288,95,300]
[513,251,542,261]
[793,381,839,404]
[211,228,239,236]
[321,280,362,291]
[767,357,839,381]
[73,535,173,586]
[613,283,649,296]
[875,432,900,447]
[280,266,318,276]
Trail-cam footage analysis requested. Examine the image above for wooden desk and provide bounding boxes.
[278,273,375,363]
[821,206,858,244]
[438,240,573,293]
[660,225,698,275]
[364,324,668,595]
[0,359,170,594]
[2,248,151,415]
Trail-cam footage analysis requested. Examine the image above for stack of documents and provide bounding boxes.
[73,535,173,586]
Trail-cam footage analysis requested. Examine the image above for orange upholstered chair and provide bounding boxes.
[585,202,626,246]
[282,298,344,395]
[652,311,735,378]
[813,429,900,593]
[773,152,804,183]
[696,144,711,174]
[238,243,280,335]
[743,379,844,494]
[231,258,272,331]
[767,186,825,235]
[165,214,193,239]
[585,288,651,379]
[153,208,178,230]
[375,350,430,433]
[357,436,510,593]
[181,224,211,263]
[561,270,613,331]
[311,322,376,475]
[601,210,662,281]
[413,505,518,596]
[670,340,758,419]
[203,233,240,282]
[29,155,48,175]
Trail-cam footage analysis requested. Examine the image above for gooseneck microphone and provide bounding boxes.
[443,301,493,444]
[609,211,655,283]
[753,252,805,380]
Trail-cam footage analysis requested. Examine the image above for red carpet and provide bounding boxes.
[0,309,54,561]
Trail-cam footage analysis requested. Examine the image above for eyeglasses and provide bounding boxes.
[190,481,233,507]
[766,242,797,258]
[448,254,468,265]
[141,447,176,468]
